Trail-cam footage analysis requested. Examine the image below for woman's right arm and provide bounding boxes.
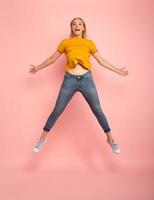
[29,50,62,74]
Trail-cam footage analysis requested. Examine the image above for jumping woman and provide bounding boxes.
[29,17,129,154]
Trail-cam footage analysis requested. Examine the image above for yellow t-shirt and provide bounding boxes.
[57,37,98,72]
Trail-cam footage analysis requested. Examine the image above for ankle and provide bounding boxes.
[39,136,47,141]
[107,137,114,143]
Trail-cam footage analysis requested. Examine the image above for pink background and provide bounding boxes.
[0,0,153,199]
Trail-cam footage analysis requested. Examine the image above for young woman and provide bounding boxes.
[29,17,128,154]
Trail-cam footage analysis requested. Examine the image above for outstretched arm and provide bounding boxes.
[29,50,62,74]
[92,51,128,76]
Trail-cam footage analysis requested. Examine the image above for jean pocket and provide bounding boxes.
[84,75,92,80]
[64,74,70,79]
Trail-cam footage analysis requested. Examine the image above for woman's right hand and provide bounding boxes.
[29,64,38,74]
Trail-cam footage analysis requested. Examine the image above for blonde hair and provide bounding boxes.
[69,17,87,38]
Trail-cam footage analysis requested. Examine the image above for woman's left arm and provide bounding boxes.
[92,51,129,76]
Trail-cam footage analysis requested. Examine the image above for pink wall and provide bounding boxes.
[0,0,153,199]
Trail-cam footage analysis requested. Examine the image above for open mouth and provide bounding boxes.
[75,28,80,31]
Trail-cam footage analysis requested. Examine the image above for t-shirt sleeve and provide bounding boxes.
[57,39,66,53]
[89,40,98,54]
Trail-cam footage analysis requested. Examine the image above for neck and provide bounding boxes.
[72,35,82,38]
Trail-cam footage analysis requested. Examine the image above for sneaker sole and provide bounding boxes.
[107,140,121,154]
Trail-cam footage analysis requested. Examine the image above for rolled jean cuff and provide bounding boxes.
[104,128,111,133]
[43,127,50,132]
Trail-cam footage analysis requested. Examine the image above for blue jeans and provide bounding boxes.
[43,71,111,134]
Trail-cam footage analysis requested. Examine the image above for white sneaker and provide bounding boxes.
[107,139,120,154]
[33,138,47,153]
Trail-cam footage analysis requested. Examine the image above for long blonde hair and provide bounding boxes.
[69,17,87,38]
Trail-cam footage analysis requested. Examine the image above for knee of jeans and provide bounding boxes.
[53,106,65,116]
[92,105,102,113]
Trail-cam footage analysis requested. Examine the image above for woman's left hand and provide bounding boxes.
[118,67,129,76]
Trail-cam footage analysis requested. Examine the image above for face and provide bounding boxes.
[71,19,84,37]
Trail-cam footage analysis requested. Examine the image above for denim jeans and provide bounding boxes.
[43,71,111,134]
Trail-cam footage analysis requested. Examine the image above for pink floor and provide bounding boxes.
[1,164,153,200]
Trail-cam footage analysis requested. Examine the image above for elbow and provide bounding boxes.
[99,61,105,66]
